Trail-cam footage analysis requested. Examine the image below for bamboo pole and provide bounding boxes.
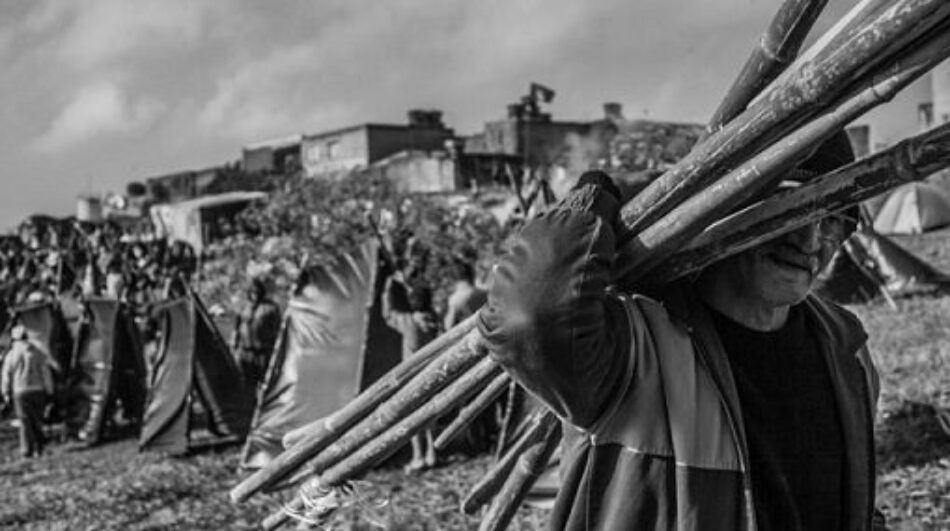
[462,409,558,515]
[291,330,487,482]
[620,0,950,236]
[318,356,501,486]
[434,371,511,451]
[616,19,950,286]
[477,417,562,531]
[646,121,950,285]
[263,357,503,529]
[708,0,828,132]
[230,314,478,503]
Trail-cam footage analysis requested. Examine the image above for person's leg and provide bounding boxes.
[423,428,437,468]
[14,392,45,457]
[405,434,425,473]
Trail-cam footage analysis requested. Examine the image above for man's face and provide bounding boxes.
[725,218,845,307]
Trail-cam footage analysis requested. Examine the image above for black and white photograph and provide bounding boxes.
[1,0,949,529]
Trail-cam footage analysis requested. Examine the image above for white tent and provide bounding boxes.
[873,182,950,235]
[150,191,267,252]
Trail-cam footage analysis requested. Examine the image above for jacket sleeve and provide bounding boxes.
[477,175,632,430]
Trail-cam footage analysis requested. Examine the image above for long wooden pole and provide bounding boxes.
[708,0,828,132]
[616,21,950,285]
[230,314,478,503]
[262,357,503,529]
[462,409,558,515]
[646,121,950,285]
[620,0,950,236]
[292,331,488,482]
[477,418,561,531]
[434,371,511,450]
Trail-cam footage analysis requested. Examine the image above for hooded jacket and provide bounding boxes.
[2,339,55,398]
[478,181,882,530]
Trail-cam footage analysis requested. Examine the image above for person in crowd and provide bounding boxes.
[232,278,282,393]
[382,241,440,472]
[1,324,55,459]
[443,259,487,330]
[477,133,887,530]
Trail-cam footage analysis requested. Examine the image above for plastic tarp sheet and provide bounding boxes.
[72,298,147,444]
[140,294,250,454]
[241,242,402,469]
[817,228,950,303]
[15,302,72,379]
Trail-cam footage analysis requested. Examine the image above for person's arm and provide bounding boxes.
[478,172,632,430]
[1,349,15,401]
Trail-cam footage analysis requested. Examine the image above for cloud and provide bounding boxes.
[33,81,165,152]
[20,0,214,70]
[197,44,355,140]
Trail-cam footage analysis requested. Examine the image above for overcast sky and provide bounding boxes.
[0,0,864,230]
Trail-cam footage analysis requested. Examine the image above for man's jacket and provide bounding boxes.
[2,340,54,398]
[478,182,881,530]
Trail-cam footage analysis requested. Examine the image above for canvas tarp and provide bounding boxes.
[241,242,403,470]
[15,302,72,378]
[140,293,251,454]
[71,298,147,444]
[873,182,950,235]
[817,228,950,303]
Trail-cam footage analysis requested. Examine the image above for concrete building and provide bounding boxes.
[145,166,229,203]
[301,110,454,177]
[242,135,303,174]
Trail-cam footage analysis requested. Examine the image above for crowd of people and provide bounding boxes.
[0,217,201,459]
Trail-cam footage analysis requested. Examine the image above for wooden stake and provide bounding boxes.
[434,371,511,451]
[462,409,558,515]
[294,330,488,481]
[477,416,561,531]
[708,0,828,131]
[646,121,950,284]
[617,20,950,286]
[620,0,950,236]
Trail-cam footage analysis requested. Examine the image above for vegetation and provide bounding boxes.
[197,173,509,315]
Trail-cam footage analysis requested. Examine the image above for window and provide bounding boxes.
[327,140,340,159]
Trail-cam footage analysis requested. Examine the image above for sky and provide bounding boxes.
[0,0,867,230]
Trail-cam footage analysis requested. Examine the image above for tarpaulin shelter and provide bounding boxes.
[70,298,147,444]
[873,182,950,235]
[816,227,950,304]
[149,191,267,253]
[14,301,72,378]
[240,242,403,470]
[139,292,251,454]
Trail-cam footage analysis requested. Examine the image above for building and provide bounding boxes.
[242,135,303,174]
[463,103,594,168]
[301,110,455,177]
[853,58,950,152]
[145,166,236,204]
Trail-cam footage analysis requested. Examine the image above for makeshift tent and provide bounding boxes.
[70,298,147,444]
[149,191,267,253]
[816,227,950,304]
[873,182,950,234]
[240,242,403,470]
[14,301,72,378]
[140,292,251,454]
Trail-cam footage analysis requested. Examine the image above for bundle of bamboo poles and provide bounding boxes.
[231,1,950,528]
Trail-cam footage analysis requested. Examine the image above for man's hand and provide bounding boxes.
[559,170,623,235]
